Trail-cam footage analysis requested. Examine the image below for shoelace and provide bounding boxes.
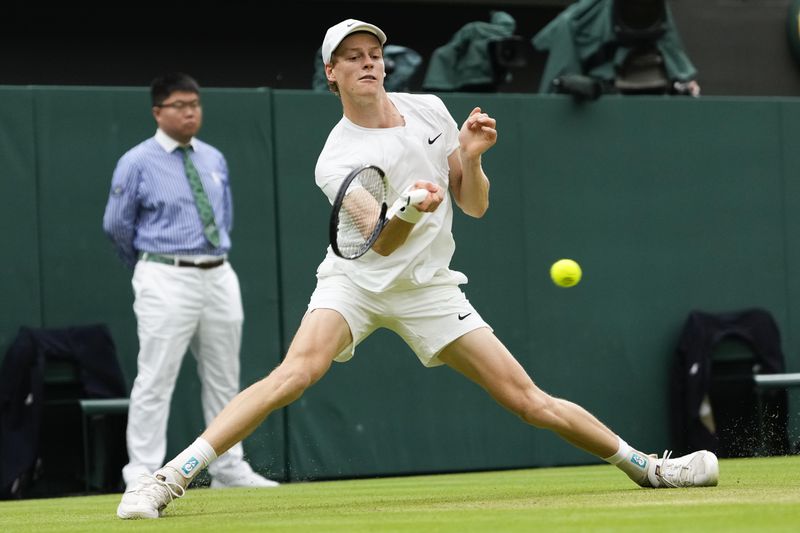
[654,449,689,488]
[134,473,186,505]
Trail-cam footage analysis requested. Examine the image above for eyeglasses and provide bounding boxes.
[156,100,202,111]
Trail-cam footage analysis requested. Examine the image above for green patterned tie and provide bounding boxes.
[177,146,220,247]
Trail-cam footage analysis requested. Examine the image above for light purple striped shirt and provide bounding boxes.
[103,129,233,268]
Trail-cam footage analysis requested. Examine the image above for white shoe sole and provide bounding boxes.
[116,506,160,519]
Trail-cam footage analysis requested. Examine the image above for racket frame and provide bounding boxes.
[329,164,389,260]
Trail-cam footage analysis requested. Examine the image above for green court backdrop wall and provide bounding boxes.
[0,88,40,349]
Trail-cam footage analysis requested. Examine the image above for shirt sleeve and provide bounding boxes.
[315,123,372,204]
[221,155,233,233]
[316,164,352,204]
[102,155,140,269]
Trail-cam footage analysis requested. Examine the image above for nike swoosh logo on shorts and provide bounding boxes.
[458,313,472,321]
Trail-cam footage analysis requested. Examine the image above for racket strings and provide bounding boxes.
[337,168,386,258]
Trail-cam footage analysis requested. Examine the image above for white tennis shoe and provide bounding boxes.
[116,469,185,519]
[647,450,719,488]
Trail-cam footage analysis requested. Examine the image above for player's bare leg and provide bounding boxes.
[438,328,719,488]
[203,309,350,453]
[117,309,351,519]
[438,328,619,457]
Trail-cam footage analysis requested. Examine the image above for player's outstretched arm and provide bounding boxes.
[449,107,495,218]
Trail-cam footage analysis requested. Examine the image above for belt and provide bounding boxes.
[139,252,226,269]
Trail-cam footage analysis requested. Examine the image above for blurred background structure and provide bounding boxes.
[421,10,526,92]
[3,0,800,96]
[533,0,699,99]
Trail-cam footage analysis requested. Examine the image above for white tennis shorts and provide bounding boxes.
[306,274,492,367]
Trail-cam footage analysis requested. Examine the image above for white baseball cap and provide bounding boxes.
[321,19,387,65]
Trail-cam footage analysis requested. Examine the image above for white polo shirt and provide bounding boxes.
[315,92,468,292]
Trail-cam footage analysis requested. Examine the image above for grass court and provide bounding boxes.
[1,455,798,532]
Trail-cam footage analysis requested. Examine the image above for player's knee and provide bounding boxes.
[266,362,314,398]
[517,390,557,429]
[270,353,330,395]
[287,367,315,393]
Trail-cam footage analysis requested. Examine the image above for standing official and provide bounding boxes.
[103,72,278,491]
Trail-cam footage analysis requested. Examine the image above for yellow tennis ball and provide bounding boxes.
[550,258,582,288]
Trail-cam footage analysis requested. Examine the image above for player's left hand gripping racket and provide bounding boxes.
[329,164,427,260]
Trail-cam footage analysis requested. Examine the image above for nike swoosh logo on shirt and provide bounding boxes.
[428,133,443,145]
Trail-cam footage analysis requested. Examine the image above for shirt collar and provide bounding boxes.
[155,128,197,153]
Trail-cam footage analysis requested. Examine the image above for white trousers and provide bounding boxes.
[122,260,248,486]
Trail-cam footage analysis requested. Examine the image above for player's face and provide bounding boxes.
[328,33,385,96]
[153,90,203,144]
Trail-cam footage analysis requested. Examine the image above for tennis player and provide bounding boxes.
[117,18,719,519]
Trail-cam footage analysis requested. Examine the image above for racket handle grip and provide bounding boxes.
[387,188,428,223]
[406,189,428,206]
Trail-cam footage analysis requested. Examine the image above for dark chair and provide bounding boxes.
[41,359,129,494]
[79,398,129,493]
[671,309,791,458]
[0,324,129,498]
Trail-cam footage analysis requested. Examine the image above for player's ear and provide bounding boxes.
[325,63,335,83]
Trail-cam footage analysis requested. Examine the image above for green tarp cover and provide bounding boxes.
[422,11,516,91]
[532,0,697,93]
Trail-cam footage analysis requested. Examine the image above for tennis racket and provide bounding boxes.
[329,164,427,260]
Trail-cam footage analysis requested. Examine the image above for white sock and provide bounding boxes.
[603,437,632,464]
[603,437,651,486]
[162,437,218,487]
